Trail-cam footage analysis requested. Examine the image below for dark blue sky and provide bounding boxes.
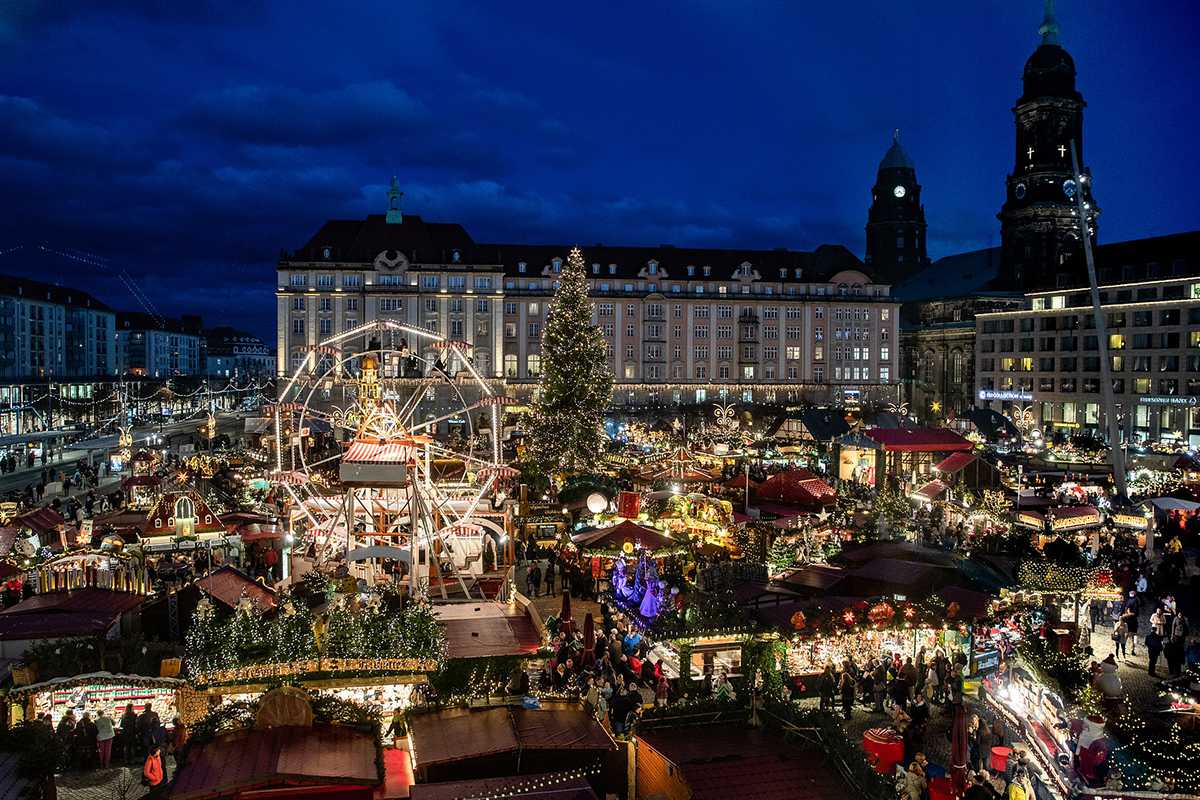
[1,1,1197,344]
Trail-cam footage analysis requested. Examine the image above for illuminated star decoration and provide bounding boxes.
[930,401,942,413]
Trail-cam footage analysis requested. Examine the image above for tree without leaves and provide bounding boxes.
[529,247,613,476]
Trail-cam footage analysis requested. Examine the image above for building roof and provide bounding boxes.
[437,603,541,659]
[194,565,277,612]
[409,774,597,800]
[116,311,200,335]
[283,213,869,283]
[170,724,380,800]
[0,588,144,641]
[864,427,973,452]
[408,707,615,769]
[892,247,1007,302]
[638,725,851,800]
[0,273,112,311]
[878,131,915,171]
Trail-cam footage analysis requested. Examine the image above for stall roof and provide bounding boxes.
[0,527,17,558]
[756,469,836,508]
[934,452,978,474]
[913,479,949,502]
[436,604,541,659]
[409,774,596,800]
[771,565,846,593]
[171,725,379,800]
[570,520,675,552]
[864,427,973,452]
[638,725,851,800]
[0,588,144,641]
[13,507,64,535]
[1051,505,1098,520]
[195,565,277,612]
[408,707,615,769]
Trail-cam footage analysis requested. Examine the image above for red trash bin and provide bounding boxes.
[991,746,1013,773]
[929,776,954,800]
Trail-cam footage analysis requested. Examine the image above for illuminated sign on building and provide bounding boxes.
[978,389,1034,402]
[1138,396,1198,407]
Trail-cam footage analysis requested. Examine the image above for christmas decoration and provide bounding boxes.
[528,247,613,474]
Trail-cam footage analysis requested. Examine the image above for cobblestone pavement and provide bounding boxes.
[794,693,958,769]
[56,756,175,800]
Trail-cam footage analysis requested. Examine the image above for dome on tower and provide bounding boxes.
[1022,43,1078,99]
[878,130,914,171]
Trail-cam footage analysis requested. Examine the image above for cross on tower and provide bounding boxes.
[1027,147,1035,160]
[1058,144,1067,157]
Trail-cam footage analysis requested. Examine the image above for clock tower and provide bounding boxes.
[865,129,929,283]
[999,0,1098,290]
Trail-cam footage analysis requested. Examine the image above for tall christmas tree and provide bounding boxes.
[529,247,613,475]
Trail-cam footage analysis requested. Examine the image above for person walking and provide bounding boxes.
[143,744,166,797]
[1112,616,1128,660]
[95,709,116,769]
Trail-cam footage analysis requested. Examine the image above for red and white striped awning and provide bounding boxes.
[343,440,417,464]
[478,466,520,480]
[269,470,309,485]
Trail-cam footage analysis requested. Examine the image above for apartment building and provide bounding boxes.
[974,276,1200,446]
[0,275,116,379]
[116,312,203,377]
[276,197,901,408]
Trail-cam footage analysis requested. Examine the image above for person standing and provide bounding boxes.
[120,703,139,764]
[95,709,116,769]
[839,669,856,720]
[529,562,542,598]
[544,559,556,597]
[1112,616,1128,660]
[1167,613,1189,677]
[1146,629,1164,677]
[1121,601,1139,657]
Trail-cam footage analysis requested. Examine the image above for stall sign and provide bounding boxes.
[617,491,641,519]
[972,648,1000,675]
[1016,512,1045,530]
[1050,508,1101,531]
[1112,513,1149,530]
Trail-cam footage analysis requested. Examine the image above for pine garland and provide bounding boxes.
[529,247,613,476]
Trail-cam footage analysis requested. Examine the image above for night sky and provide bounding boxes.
[1,1,1197,344]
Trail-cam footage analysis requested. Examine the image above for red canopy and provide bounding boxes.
[724,473,759,490]
[13,507,64,535]
[934,452,978,474]
[865,427,973,452]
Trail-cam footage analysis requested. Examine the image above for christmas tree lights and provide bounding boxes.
[529,247,613,476]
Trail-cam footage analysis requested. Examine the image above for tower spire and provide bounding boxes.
[893,128,900,145]
[1038,0,1060,45]
[385,176,404,224]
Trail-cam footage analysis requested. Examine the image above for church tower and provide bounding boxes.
[999,0,1099,289]
[865,130,930,283]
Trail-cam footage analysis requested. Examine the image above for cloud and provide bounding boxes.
[187,81,427,146]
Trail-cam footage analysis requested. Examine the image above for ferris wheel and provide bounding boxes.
[272,320,516,599]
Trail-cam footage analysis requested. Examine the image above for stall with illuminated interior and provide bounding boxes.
[982,663,1073,798]
[6,672,206,729]
[34,551,147,594]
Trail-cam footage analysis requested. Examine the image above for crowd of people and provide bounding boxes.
[34,701,185,794]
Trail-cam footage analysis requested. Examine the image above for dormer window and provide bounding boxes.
[719,286,727,295]
[608,264,616,275]
[518,262,527,273]
[703,266,711,277]
[552,258,562,272]
[592,264,599,274]
[648,260,658,274]
[322,247,332,259]
[794,268,802,279]
[451,249,461,263]
[779,269,787,279]
[687,266,695,276]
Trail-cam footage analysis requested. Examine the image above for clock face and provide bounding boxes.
[1014,183,1027,200]
[1062,179,1077,199]
[893,185,906,198]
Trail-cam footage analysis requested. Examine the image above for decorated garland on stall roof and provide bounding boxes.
[781,593,979,639]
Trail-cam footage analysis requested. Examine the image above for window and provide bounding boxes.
[420,275,440,290]
[879,366,889,382]
[504,302,517,315]
[504,354,518,377]
[813,345,823,361]
[695,306,709,318]
[529,302,541,315]
[785,346,801,360]
[291,297,305,311]
[317,274,335,288]
[343,274,361,288]
[289,274,307,287]
[477,298,490,313]
[717,305,733,318]
[526,354,542,376]
[319,319,332,335]
[598,303,613,317]
[292,319,304,335]
[528,322,542,339]
[504,322,517,338]
[717,346,733,360]
[695,365,707,379]
[319,298,332,312]
[345,298,358,311]
[718,365,729,379]
[174,496,195,520]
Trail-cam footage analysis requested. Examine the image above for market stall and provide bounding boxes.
[6,672,207,729]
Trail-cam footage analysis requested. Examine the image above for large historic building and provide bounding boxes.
[276,180,902,409]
